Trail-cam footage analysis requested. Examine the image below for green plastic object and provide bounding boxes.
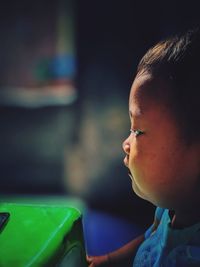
[0,203,88,267]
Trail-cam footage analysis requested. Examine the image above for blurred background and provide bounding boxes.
[0,0,200,255]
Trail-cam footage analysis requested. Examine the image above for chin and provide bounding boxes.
[131,179,148,201]
[131,179,158,206]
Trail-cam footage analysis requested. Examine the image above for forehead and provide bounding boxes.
[129,73,171,117]
[129,74,182,141]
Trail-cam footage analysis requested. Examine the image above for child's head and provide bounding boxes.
[123,29,200,210]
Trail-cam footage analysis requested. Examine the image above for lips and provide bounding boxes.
[123,155,129,167]
[123,156,133,180]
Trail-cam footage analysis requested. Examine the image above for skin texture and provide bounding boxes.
[123,73,200,227]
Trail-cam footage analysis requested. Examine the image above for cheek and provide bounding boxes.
[128,141,153,187]
[129,140,183,191]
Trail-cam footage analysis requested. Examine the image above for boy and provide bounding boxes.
[87,28,200,266]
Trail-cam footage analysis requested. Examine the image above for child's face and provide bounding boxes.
[123,73,200,209]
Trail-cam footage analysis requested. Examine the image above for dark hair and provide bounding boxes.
[137,28,200,143]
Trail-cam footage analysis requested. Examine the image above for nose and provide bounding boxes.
[122,138,130,155]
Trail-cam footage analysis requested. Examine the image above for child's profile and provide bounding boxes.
[87,28,200,267]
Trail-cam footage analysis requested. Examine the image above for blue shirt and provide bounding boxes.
[133,207,200,267]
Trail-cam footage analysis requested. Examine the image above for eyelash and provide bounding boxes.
[130,129,144,137]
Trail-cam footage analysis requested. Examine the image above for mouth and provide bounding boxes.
[123,155,129,167]
[123,156,133,179]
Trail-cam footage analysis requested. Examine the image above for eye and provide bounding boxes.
[130,129,144,137]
